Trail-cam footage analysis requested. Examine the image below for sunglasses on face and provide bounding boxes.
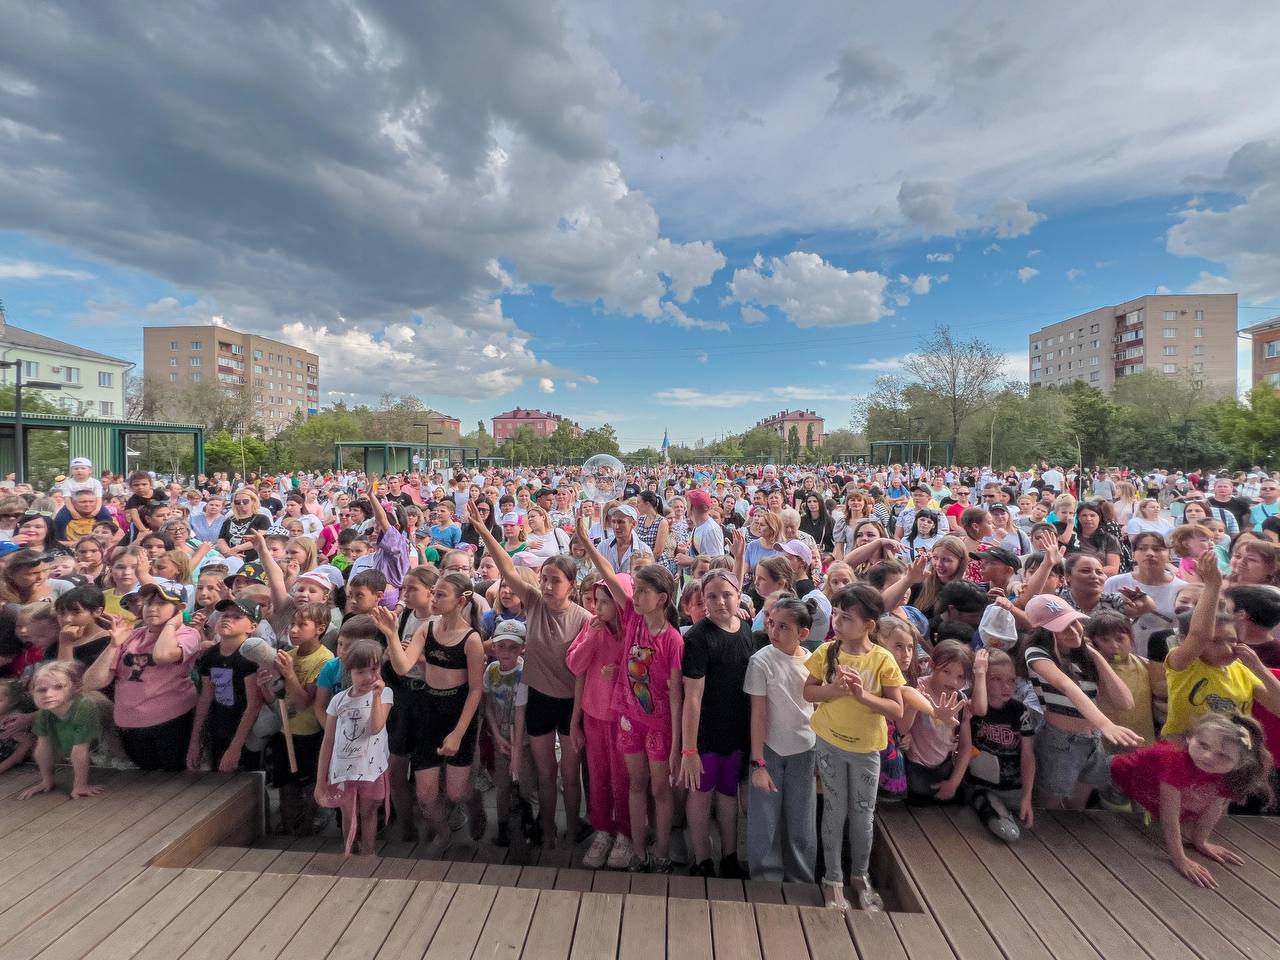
[233,499,252,505]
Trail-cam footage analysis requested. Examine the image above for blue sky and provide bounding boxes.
[1,2,1278,450]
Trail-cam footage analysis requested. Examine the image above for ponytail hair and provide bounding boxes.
[440,572,484,636]
[826,583,885,683]
[634,564,679,629]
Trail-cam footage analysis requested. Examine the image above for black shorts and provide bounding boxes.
[118,711,194,772]
[270,730,323,787]
[386,682,430,758]
[524,686,574,738]
[410,685,479,771]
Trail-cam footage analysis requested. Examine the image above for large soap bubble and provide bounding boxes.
[581,454,627,503]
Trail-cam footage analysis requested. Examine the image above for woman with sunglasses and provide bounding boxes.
[460,497,501,558]
[0,496,27,542]
[215,490,270,561]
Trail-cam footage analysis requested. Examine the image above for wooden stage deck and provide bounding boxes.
[5,764,1280,960]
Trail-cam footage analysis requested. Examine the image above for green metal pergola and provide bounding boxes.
[0,411,204,488]
[333,441,484,473]
[869,438,954,468]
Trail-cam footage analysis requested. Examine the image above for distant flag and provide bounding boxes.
[661,429,670,462]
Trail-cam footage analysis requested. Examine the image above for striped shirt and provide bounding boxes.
[1024,645,1097,719]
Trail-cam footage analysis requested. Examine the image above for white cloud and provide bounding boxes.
[1167,139,1280,301]
[814,359,828,367]
[1155,284,1172,295]
[897,180,974,237]
[1183,271,1236,295]
[538,377,555,394]
[847,353,914,371]
[987,198,1045,238]
[984,243,1002,255]
[925,252,954,263]
[1017,266,1039,282]
[695,350,709,363]
[1066,267,1085,281]
[658,301,729,332]
[1027,249,1042,257]
[655,384,851,406]
[1095,260,1118,269]
[739,304,767,325]
[0,258,92,281]
[826,44,905,113]
[770,385,850,401]
[729,251,890,328]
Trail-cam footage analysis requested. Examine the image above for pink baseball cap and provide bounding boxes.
[687,489,713,511]
[1024,594,1088,633]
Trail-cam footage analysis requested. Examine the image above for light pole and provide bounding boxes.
[907,416,924,467]
[0,359,65,484]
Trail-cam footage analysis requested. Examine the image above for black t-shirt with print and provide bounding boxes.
[965,698,1035,792]
[196,646,259,743]
[681,618,754,755]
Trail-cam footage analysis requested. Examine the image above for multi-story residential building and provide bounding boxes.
[491,407,582,442]
[422,411,461,444]
[756,409,825,448]
[1243,316,1280,391]
[0,303,131,416]
[1027,294,1237,395]
[143,324,319,435]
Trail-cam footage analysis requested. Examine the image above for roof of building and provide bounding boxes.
[759,408,823,423]
[1241,316,1280,336]
[493,407,569,422]
[0,322,132,366]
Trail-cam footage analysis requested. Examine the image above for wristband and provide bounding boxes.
[681,748,699,757]
[752,758,768,770]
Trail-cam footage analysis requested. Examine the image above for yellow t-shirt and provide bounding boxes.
[287,645,334,737]
[1100,654,1154,748]
[805,642,904,753]
[1162,658,1261,738]
[102,590,138,625]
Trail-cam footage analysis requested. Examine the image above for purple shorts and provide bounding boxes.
[697,750,744,797]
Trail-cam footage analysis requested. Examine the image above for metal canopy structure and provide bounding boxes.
[333,441,484,473]
[0,410,204,487]
[869,438,955,468]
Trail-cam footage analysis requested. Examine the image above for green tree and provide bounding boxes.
[740,426,781,460]
[1213,384,1280,468]
[902,325,1007,454]
[460,419,495,456]
[821,429,865,460]
[1060,381,1118,467]
[577,425,621,459]
[787,424,801,461]
[204,430,270,475]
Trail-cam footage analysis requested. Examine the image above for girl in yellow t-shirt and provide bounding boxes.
[804,583,904,914]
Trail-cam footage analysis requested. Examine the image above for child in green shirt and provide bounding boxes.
[19,661,103,800]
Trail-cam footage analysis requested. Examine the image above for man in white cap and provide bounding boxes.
[598,503,645,573]
[58,457,103,499]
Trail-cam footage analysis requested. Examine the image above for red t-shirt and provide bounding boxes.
[1252,668,1280,769]
[1111,741,1230,820]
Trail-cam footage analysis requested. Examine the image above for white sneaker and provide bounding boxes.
[582,831,613,869]
[606,834,634,870]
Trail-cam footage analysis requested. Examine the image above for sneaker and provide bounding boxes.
[985,816,1021,843]
[718,852,746,879]
[627,855,651,874]
[822,881,850,912]
[652,857,675,875]
[689,858,716,878]
[606,834,634,871]
[583,831,613,869]
[447,803,467,833]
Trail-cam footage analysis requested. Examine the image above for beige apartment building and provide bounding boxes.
[143,324,319,434]
[1027,294,1237,395]
[1242,316,1280,391]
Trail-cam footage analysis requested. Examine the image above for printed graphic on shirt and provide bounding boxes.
[210,666,235,707]
[627,643,655,714]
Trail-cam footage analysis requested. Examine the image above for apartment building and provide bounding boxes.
[756,409,825,448]
[1243,317,1280,391]
[1027,294,1237,394]
[144,324,319,434]
[0,304,131,416]
[491,407,582,442]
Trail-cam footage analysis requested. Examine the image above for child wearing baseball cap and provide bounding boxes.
[188,599,265,773]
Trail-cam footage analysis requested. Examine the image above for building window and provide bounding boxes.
[1090,356,1099,366]
[191,341,203,350]
[1090,323,1099,333]
[169,340,178,350]
[1089,372,1100,382]
[169,357,178,367]
[1031,341,1040,351]
[1163,346,1177,356]
[61,366,80,384]
[1091,339,1099,349]
[98,371,113,387]
[1046,351,1055,360]
[1195,310,1204,321]
[99,400,114,415]
[1267,341,1280,359]
[1268,373,1280,387]
[21,361,39,377]
[1164,311,1177,322]
[253,350,263,360]
[190,356,202,366]
[1193,345,1205,356]
[1162,327,1177,338]
[1163,364,1177,373]
[169,372,178,383]
[1194,327,1204,338]
[1191,363,1203,373]
[191,372,202,382]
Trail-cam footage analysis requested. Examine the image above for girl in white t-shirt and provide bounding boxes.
[743,597,817,883]
[316,639,393,856]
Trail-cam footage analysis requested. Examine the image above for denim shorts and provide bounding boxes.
[1034,722,1111,798]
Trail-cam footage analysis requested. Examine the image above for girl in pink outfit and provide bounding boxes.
[568,575,634,870]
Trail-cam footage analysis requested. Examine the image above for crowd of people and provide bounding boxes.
[2,456,1280,911]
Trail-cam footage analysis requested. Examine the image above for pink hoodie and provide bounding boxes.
[566,574,633,722]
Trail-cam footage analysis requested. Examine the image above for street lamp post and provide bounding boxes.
[907,416,924,466]
[0,359,65,484]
